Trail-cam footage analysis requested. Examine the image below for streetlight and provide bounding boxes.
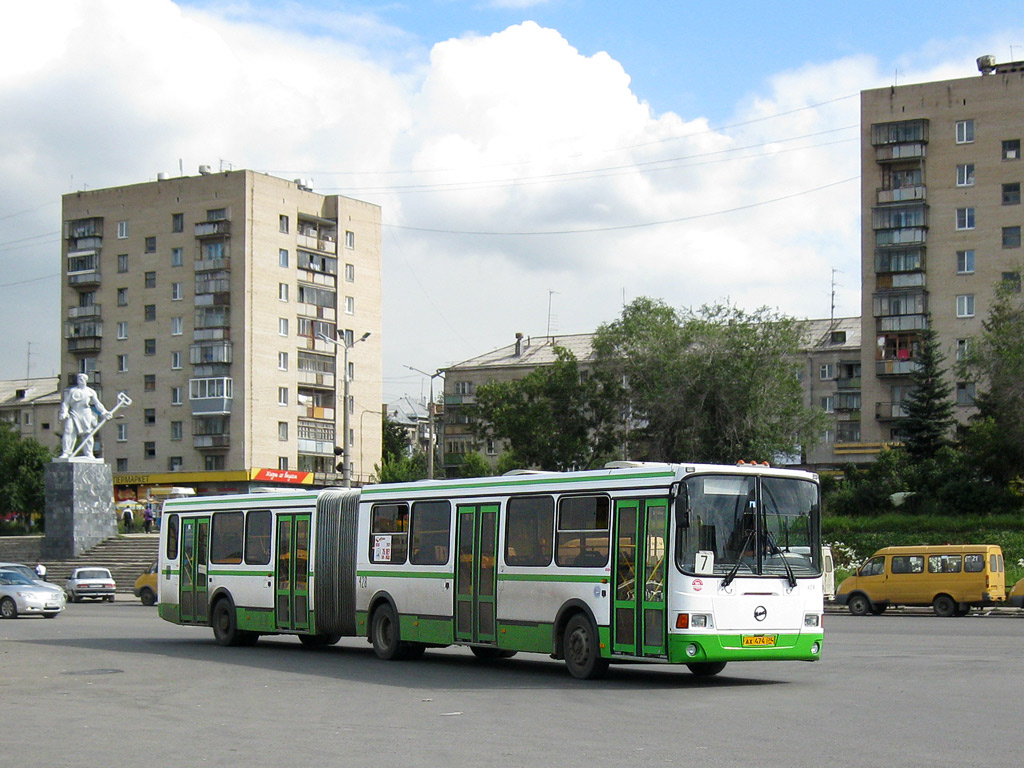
[317,330,371,487]
[404,364,443,479]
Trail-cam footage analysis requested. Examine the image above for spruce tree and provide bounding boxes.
[897,318,955,462]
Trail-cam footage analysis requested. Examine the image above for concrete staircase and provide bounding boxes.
[36,534,159,594]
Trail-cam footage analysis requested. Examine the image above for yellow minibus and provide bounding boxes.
[835,544,1005,616]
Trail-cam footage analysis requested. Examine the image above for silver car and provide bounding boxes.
[0,569,67,618]
[65,567,117,603]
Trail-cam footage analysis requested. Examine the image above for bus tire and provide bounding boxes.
[298,633,338,648]
[932,594,956,617]
[211,597,255,647]
[470,646,517,661]
[371,603,404,660]
[687,661,727,677]
[847,593,871,616]
[563,614,609,680]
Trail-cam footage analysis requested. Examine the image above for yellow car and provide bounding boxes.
[133,562,158,606]
[1009,577,1024,608]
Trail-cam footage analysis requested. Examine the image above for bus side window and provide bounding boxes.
[245,510,272,565]
[556,495,610,567]
[210,511,244,564]
[165,514,179,560]
[964,554,984,573]
[410,500,451,565]
[505,496,554,567]
[370,503,409,564]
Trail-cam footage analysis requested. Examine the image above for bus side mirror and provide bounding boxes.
[675,494,689,529]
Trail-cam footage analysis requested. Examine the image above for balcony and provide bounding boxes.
[297,232,337,255]
[298,405,335,420]
[876,401,908,421]
[191,397,232,415]
[194,220,231,238]
[67,304,102,319]
[194,292,230,307]
[875,228,926,246]
[66,371,101,386]
[876,272,926,290]
[878,314,927,332]
[875,143,926,162]
[876,359,922,376]
[877,185,926,204]
[836,377,861,390]
[66,337,101,353]
[194,434,230,449]
[67,270,101,286]
[195,257,231,273]
[297,370,335,388]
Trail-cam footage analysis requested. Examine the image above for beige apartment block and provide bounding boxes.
[859,58,1024,449]
[61,169,382,498]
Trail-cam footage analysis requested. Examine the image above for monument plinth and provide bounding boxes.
[44,460,117,559]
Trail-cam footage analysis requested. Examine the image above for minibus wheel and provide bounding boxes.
[932,595,956,617]
[847,593,871,616]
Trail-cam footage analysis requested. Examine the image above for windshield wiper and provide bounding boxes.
[722,529,756,588]
[764,531,797,589]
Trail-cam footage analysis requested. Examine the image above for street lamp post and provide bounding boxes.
[318,330,371,487]
[404,364,443,479]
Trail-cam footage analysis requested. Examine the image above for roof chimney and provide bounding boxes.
[514,332,523,356]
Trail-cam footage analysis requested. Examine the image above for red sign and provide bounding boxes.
[251,468,313,485]
[692,578,703,592]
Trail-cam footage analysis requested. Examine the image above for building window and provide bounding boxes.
[207,208,226,221]
[956,250,975,274]
[117,254,129,273]
[118,354,128,372]
[279,249,289,267]
[144,441,156,459]
[171,247,183,267]
[819,396,834,413]
[144,338,156,356]
[117,423,127,442]
[171,351,182,370]
[1003,139,1020,160]
[278,457,289,470]
[278,421,288,441]
[144,409,156,425]
[1003,226,1021,248]
[1002,182,1020,205]
[145,236,156,253]
[145,271,156,288]
[278,352,288,370]
[170,421,183,441]
[171,213,184,232]
[117,458,128,472]
[279,215,289,234]
[956,294,975,318]
[169,456,183,471]
[279,318,288,336]
[956,338,971,361]
[956,163,975,187]
[955,119,974,144]
[1002,271,1022,293]
[278,387,288,406]
[117,220,129,239]
[172,282,183,300]
[819,363,835,380]
[344,296,354,315]
[279,283,289,302]
[956,382,976,406]
[116,321,128,340]
[145,304,156,321]
[144,374,156,392]
[205,455,225,471]
[117,288,128,306]
[345,263,355,282]
[955,207,975,230]
[345,230,355,249]
[171,386,183,405]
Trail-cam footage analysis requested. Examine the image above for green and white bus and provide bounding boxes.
[157,462,824,678]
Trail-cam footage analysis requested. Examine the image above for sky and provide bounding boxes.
[1,0,1023,405]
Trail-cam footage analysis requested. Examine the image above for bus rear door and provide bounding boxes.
[612,499,668,658]
[454,503,499,645]
[275,513,312,632]
[180,517,210,624]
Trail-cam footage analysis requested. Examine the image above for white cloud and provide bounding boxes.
[0,2,1008,406]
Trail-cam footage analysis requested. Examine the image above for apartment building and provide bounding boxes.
[0,376,61,445]
[61,169,382,498]
[859,57,1024,448]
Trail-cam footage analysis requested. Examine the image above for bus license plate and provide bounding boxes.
[742,635,777,647]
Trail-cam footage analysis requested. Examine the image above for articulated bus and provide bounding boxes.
[157,462,824,679]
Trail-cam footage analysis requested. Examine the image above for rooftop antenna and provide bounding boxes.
[830,268,840,326]
[546,289,559,340]
[25,341,32,378]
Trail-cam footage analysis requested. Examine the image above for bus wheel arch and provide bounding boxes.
[552,599,600,659]
[552,601,608,680]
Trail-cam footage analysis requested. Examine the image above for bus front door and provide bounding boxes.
[275,513,312,632]
[612,499,668,658]
[454,504,499,645]
[179,517,210,624]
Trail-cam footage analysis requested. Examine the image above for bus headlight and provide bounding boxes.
[803,613,820,627]
[690,613,712,628]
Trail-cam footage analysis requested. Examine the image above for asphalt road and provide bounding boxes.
[2,601,1020,768]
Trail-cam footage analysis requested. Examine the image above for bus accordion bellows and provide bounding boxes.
[157,462,824,679]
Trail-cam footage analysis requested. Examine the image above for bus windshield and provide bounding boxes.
[676,474,820,578]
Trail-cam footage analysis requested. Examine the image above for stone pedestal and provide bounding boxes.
[43,460,117,559]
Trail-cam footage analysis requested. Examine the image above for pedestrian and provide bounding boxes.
[123,506,134,533]
[35,563,47,579]
[143,504,154,534]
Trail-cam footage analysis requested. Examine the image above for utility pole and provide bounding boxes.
[317,330,371,486]
[404,364,443,479]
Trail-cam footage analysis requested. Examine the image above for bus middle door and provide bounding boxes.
[180,517,210,624]
[275,513,312,632]
[454,504,499,645]
[612,499,668,658]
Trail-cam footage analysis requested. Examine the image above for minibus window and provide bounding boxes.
[964,554,984,573]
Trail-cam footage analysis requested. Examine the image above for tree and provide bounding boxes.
[469,347,622,471]
[372,450,432,484]
[458,452,492,478]
[382,414,410,462]
[896,317,955,463]
[593,297,824,464]
[0,422,53,529]
[961,280,1024,483]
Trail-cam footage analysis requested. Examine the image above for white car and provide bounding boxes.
[65,567,117,602]
[0,569,66,618]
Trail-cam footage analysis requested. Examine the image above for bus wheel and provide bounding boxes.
[299,633,340,649]
[471,646,517,661]
[371,603,403,660]
[932,595,956,617]
[211,598,252,647]
[686,662,727,677]
[563,614,609,680]
[848,594,871,616]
